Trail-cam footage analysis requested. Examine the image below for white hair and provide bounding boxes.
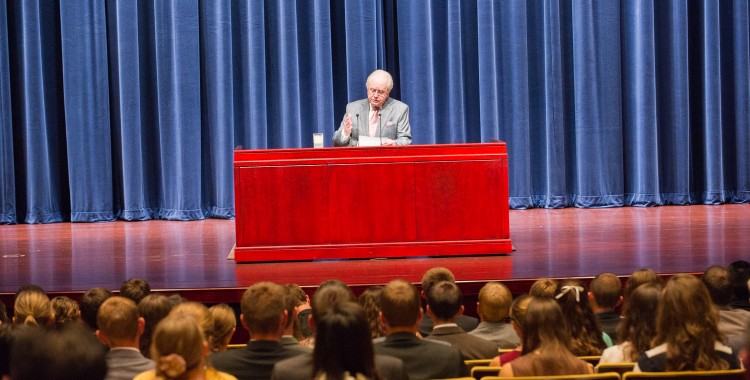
[366,70,393,91]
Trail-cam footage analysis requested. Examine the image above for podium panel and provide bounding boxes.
[233,143,512,262]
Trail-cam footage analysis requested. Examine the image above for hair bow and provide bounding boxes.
[555,285,584,302]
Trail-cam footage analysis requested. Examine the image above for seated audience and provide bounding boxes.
[9,323,107,380]
[499,297,593,376]
[373,279,467,379]
[81,287,114,331]
[300,280,357,348]
[358,285,385,339]
[490,294,532,366]
[635,274,740,372]
[554,279,610,355]
[702,265,750,338]
[470,281,519,349]
[135,313,236,380]
[120,278,152,305]
[286,284,313,340]
[96,296,155,380]
[0,300,8,324]
[529,278,558,298]
[138,294,174,357]
[13,289,53,327]
[599,282,661,363]
[623,268,661,301]
[0,323,29,377]
[425,281,499,360]
[209,303,237,353]
[588,272,623,342]
[209,281,307,380]
[741,320,750,380]
[728,260,750,311]
[279,286,312,352]
[418,267,478,336]
[51,295,81,328]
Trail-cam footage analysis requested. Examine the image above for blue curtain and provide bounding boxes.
[0,0,748,224]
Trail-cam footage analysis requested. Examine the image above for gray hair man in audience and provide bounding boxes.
[95,296,155,380]
[469,281,520,349]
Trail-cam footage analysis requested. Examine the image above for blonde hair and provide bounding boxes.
[208,304,236,352]
[14,291,53,327]
[151,313,206,379]
[169,302,211,338]
[478,282,513,322]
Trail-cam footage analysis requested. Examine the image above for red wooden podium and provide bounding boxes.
[233,143,512,262]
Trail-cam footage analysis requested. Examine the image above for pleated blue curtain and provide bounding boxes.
[0,0,748,225]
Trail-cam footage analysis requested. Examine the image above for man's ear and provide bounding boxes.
[95,330,109,346]
[137,317,146,336]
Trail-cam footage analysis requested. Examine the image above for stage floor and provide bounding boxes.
[1,204,748,297]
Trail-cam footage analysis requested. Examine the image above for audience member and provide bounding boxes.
[425,281,499,360]
[209,281,307,380]
[599,282,661,363]
[0,300,9,325]
[13,289,53,327]
[741,320,750,380]
[81,287,114,330]
[554,279,609,355]
[138,294,173,357]
[171,301,214,349]
[373,279,467,379]
[529,278,557,298]
[9,323,107,380]
[96,296,155,380]
[490,294,532,366]
[279,286,311,352]
[469,281,519,348]
[135,313,236,380]
[0,323,29,377]
[701,265,750,337]
[499,297,593,376]
[120,278,152,305]
[274,302,405,380]
[168,293,187,307]
[728,260,750,311]
[286,284,313,340]
[51,295,81,328]
[623,268,660,301]
[635,274,740,372]
[588,272,623,342]
[301,280,357,348]
[418,267,478,336]
[358,285,386,339]
[209,303,237,353]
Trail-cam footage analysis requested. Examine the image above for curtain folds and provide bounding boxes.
[0,0,748,224]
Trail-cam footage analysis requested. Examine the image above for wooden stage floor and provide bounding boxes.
[1,204,748,303]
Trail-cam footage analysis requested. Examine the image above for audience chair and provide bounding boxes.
[595,363,636,375]
[480,374,620,380]
[470,366,501,380]
[430,378,474,380]
[578,356,602,366]
[465,359,493,370]
[227,343,246,349]
[621,369,746,380]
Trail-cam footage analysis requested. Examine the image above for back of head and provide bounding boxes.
[80,287,114,330]
[0,300,8,325]
[0,324,30,377]
[151,313,206,379]
[170,302,212,340]
[590,273,622,309]
[529,278,558,298]
[241,281,286,335]
[617,282,662,361]
[624,268,661,300]
[702,265,733,306]
[478,282,513,322]
[358,286,385,339]
[51,296,80,328]
[380,279,421,328]
[96,296,139,345]
[509,294,533,335]
[286,283,308,306]
[728,260,750,302]
[138,294,173,356]
[13,290,52,327]
[208,304,236,352]
[120,278,151,304]
[311,281,356,323]
[9,323,107,380]
[657,274,727,370]
[421,267,455,296]
[522,297,571,354]
[313,301,377,380]
[554,279,605,355]
[426,281,463,321]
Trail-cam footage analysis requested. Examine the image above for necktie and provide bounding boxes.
[369,108,380,137]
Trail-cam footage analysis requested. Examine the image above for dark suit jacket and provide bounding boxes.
[332,98,411,146]
[418,314,478,337]
[104,348,155,380]
[595,311,621,343]
[271,352,407,380]
[209,340,307,380]
[425,325,499,360]
[373,332,467,380]
[280,336,312,353]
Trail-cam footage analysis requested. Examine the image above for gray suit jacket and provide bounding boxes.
[271,352,408,380]
[426,324,500,360]
[332,98,411,146]
[104,348,155,380]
